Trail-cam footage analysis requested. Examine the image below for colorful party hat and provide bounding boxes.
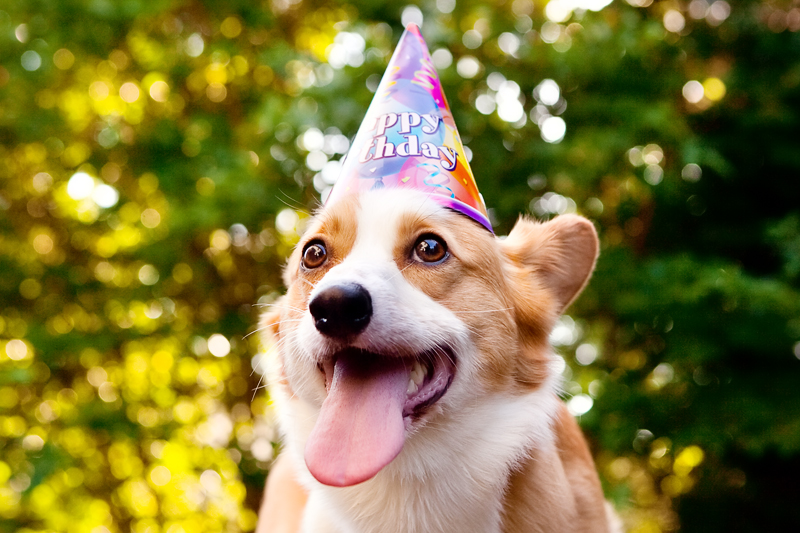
[326,23,493,233]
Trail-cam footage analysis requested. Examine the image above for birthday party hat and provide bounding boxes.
[326,23,492,233]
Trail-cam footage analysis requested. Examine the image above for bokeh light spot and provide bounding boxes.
[545,0,574,23]
[141,208,161,228]
[149,81,169,102]
[628,146,645,166]
[541,22,563,43]
[186,33,204,57]
[6,339,29,361]
[688,0,709,19]
[196,177,215,195]
[535,79,561,106]
[89,81,110,101]
[475,94,496,115]
[306,150,328,171]
[644,164,664,185]
[300,128,324,151]
[401,5,424,28]
[87,366,108,387]
[432,49,453,70]
[275,209,300,234]
[92,184,119,208]
[707,1,731,26]
[642,144,664,165]
[703,77,726,101]
[120,82,141,103]
[210,229,231,250]
[149,465,171,487]
[567,394,594,415]
[32,172,53,192]
[683,80,705,104]
[53,48,75,69]
[33,234,54,254]
[220,17,242,39]
[21,51,42,71]
[208,334,231,358]
[22,434,45,451]
[67,172,95,200]
[15,24,29,43]
[497,97,525,123]
[664,10,686,32]
[436,0,456,13]
[540,116,567,143]
[98,382,117,402]
[576,343,599,365]
[462,30,483,50]
[20,279,42,299]
[682,163,702,182]
[674,445,705,476]
[206,83,227,102]
[173,263,193,284]
[138,265,159,286]
[456,56,481,79]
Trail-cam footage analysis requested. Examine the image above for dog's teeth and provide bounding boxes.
[410,361,425,387]
[407,379,418,395]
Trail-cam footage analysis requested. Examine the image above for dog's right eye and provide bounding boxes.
[302,241,327,269]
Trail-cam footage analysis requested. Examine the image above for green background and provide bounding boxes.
[1,0,799,531]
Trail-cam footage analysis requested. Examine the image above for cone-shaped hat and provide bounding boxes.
[326,23,492,232]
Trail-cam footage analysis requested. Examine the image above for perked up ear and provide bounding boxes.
[500,214,599,315]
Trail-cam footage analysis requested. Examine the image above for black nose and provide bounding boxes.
[309,283,372,338]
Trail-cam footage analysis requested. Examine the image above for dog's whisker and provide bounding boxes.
[243,326,269,340]
[385,263,413,282]
[252,302,304,313]
[248,337,296,379]
[259,303,308,314]
[251,380,265,401]
[275,189,307,211]
[298,277,317,289]
[243,316,307,340]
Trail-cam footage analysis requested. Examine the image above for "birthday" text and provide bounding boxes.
[358,111,458,171]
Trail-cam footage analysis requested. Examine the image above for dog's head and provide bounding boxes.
[260,188,598,488]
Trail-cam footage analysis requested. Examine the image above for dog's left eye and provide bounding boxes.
[413,235,448,263]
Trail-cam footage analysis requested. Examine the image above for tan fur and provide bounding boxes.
[257,191,616,533]
[499,215,599,390]
[394,211,521,391]
[502,404,608,533]
[257,454,308,533]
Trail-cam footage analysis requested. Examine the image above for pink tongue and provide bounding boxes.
[305,353,409,487]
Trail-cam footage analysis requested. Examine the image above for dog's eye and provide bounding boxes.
[302,241,327,269]
[413,235,448,264]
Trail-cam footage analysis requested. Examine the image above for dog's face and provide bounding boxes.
[261,189,598,488]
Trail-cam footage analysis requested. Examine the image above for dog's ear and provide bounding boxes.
[500,214,599,315]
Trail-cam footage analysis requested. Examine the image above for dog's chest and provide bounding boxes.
[302,470,506,533]
[290,390,561,533]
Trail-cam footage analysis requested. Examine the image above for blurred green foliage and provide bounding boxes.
[1,0,799,531]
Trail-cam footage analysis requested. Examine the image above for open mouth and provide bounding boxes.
[320,347,455,420]
[305,346,456,488]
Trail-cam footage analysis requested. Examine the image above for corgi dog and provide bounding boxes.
[258,188,619,533]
